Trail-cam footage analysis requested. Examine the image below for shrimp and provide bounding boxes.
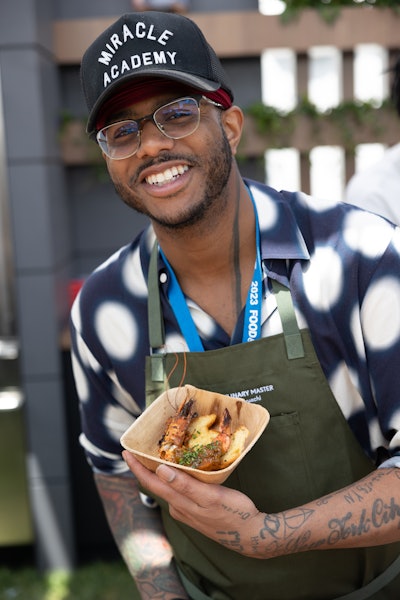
[158,398,249,471]
[158,397,195,462]
[181,408,232,470]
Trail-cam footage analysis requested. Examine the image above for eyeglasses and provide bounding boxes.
[96,95,223,160]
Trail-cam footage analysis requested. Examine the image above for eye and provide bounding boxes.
[169,107,193,121]
[158,100,197,125]
[110,121,138,142]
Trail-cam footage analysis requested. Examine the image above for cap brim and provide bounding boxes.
[86,70,221,136]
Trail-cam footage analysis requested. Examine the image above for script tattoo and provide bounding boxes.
[316,493,334,506]
[328,497,400,546]
[216,530,244,552]
[221,504,251,520]
[343,470,388,504]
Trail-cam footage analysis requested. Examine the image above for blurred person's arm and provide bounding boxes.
[95,472,189,600]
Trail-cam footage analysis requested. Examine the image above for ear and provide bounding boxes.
[221,105,244,156]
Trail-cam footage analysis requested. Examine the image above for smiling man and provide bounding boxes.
[71,11,400,600]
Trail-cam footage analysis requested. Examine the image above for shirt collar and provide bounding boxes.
[148,179,310,287]
[246,179,310,263]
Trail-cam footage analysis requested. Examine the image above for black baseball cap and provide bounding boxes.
[80,11,234,136]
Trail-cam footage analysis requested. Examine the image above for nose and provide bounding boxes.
[135,119,175,158]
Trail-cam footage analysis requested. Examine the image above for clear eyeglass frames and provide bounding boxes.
[96,95,223,160]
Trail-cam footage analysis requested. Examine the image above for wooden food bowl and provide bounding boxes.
[120,384,270,484]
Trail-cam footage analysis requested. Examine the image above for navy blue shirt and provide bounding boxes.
[70,180,400,474]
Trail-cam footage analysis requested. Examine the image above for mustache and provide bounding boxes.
[131,152,200,184]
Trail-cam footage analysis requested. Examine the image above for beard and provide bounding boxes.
[112,126,233,231]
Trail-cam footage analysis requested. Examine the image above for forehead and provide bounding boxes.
[120,91,191,119]
[102,81,197,123]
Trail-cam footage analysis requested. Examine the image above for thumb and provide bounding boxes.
[156,463,178,483]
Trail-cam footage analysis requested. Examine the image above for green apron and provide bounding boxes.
[145,246,400,600]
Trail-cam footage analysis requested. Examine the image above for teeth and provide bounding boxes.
[146,165,188,185]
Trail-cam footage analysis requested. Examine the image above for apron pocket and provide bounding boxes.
[228,411,316,512]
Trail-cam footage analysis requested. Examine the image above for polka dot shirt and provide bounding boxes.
[70,180,400,475]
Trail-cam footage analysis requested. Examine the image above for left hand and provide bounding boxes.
[123,450,262,557]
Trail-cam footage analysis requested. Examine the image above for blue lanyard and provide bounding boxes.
[159,192,263,352]
[243,205,262,343]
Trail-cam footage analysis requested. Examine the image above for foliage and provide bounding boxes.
[0,561,139,600]
[280,0,400,24]
[246,97,396,151]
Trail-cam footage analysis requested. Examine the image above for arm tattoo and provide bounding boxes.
[327,497,400,546]
[260,509,314,540]
[258,509,322,555]
[94,473,187,599]
[343,470,388,504]
[216,530,244,553]
[216,508,318,556]
[214,470,400,558]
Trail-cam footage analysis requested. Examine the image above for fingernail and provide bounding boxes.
[156,464,176,482]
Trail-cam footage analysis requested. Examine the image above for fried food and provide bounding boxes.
[158,396,249,471]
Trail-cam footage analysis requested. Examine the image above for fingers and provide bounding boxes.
[156,463,219,502]
[122,451,172,498]
[122,451,261,556]
[122,450,217,508]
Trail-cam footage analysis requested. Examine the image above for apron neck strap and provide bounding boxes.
[148,241,165,349]
[147,243,167,393]
[271,279,304,360]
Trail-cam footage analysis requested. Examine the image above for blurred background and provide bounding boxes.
[0,0,399,594]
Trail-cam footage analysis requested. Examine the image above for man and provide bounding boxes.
[345,55,400,224]
[71,10,400,600]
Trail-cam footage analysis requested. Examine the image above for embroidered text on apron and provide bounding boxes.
[144,244,400,600]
